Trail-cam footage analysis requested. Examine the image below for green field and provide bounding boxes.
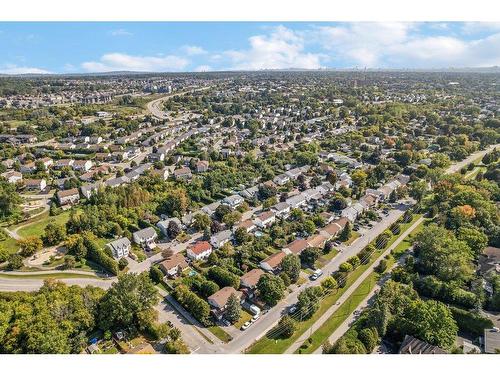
[16,210,72,238]
[207,326,233,343]
[0,272,99,280]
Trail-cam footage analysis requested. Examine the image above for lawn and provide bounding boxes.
[16,210,72,238]
[0,272,99,280]
[234,310,253,329]
[316,249,339,268]
[246,214,422,354]
[207,326,233,343]
[0,229,19,256]
[297,270,382,353]
[343,231,361,246]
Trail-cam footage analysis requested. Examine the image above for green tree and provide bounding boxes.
[299,247,321,267]
[277,315,296,338]
[257,274,286,306]
[193,213,211,231]
[98,273,159,331]
[18,236,43,257]
[149,265,164,283]
[339,222,352,242]
[296,286,323,320]
[281,254,301,284]
[42,221,67,246]
[225,293,241,323]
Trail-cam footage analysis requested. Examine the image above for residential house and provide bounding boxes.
[273,173,290,186]
[56,188,80,206]
[271,202,291,218]
[283,238,309,255]
[187,241,213,261]
[53,159,74,169]
[20,162,37,174]
[173,167,192,180]
[1,171,22,184]
[210,230,232,249]
[222,194,244,209]
[286,193,307,208]
[106,237,131,259]
[484,328,500,354]
[399,335,447,354]
[156,217,183,237]
[307,234,328,249]
[208,286,243,319]
[260,251,286,273]
[196,160,209,173]
[236,219,257,233]
[132,227,158,250]
[73,160,93,172]
[253,211,276,228]
[24,178,46,191]
[159,253,188,278]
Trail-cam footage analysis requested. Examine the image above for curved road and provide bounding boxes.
[146,86,211,120]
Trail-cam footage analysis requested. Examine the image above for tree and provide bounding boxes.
[339,222,352,242]
[223,211,241,227]
[193,213,211,231]
[199,280,220,298]
[18,236,43,257]
[65,234,87,260]
[7,253,23,269]
[159,187,189,216]
[409,180,428,202]
[42,221,67,246]
[161,248,174,259]
[457,226,488,258]
[257,274,285,306]
[234,227,250,245]
[207,266,240,289]
[167,220,181,239]
[225,293,241,323]
[118,257,128,271]
[98,273,159,331]
[149,265,164,283]
[281,254,301,283]
[296,286,323,320]
[61,255,76,270]
[0,180,22,220]
[300,247,321,267]
[277,315,296,338]
[358,327,379,353]
[321,276,338,291]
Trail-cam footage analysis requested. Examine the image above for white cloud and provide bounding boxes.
[181,45,207,56]
[194,65,212,72]
[223,26,323,70]
[314,22,500,68]
[109,29,133,37]
[460,22,500,35]
[0,64,51,74]
[81,53,189,72]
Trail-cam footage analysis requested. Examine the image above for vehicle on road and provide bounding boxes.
[310,268,323,280]
[288,305,297,314]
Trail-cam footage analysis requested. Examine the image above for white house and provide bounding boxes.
[253,211,276,228]
[106,237,131,259]
[210,229,232,248]
[132,227,158,250]
[187,241,213,261]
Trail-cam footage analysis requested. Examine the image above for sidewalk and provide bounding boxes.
[285,216,424,354]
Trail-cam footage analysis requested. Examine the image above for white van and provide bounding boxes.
[249,304,261,316]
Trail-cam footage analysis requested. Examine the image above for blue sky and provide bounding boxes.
[0,22,499,74]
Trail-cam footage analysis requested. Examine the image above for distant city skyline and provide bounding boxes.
[0,22,499,74]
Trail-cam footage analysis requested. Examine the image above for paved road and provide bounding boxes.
[445,144,499,174]
[221,203,411,354]
[146,86,211,120]
[301,216,425,354]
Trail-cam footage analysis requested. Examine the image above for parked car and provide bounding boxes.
[251,314,260,323]
[310,269,323,280]
[288,305,297,314]
[241,321,251,331]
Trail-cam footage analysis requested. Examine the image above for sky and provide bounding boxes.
[0,22,499,74]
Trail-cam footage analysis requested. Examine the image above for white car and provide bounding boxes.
[241,321,251,331]
[251,314,260,323]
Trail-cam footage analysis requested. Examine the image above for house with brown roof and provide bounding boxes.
[236,219,256,233]
[56,188,80,206]
[399,335,447,354]
[208,286,243,319]
[260,251,286,273]
[283,238,309,255]
[253,210,276,228]
[240,268,264,289]
[159,253,188,278]
[196,160,209,173]
[174,166,192,180]
[307,234,328,249]
[187,241,212,261]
